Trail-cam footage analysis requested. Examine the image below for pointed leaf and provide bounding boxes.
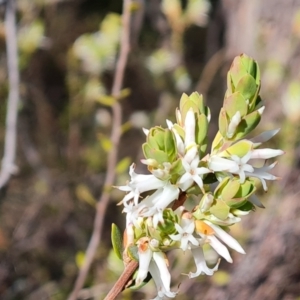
[164,129,177,161]
[111,224,123,260]
[196,113,208,145]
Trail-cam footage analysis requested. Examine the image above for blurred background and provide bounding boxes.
[0,0,299,299]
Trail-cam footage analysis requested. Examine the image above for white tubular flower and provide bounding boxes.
[136,238,176,299]
[184,108,196,148]
[250,148,284,159]
[208,155,239,173]
[204,221,245,254]
[150,252,177,299]
[117,164,166,205]
[230,153,254,183]
[227,111,241,138]
[206,235,233,263]
[244,162,279,191]
[189,247,219,278]
[184,109,199,163]
[169,218,199,251]
[136,238,153,286]
[178,156,211,192]
[128,183,179,227]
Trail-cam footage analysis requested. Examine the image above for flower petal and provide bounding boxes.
[136,244,152,286]
[208,235,233,263]
[205,221,245,254]
[189,247,219,278]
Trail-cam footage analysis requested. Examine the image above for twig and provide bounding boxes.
[67,0,132,299]
[0,0,20,189]
[104,260,138,300]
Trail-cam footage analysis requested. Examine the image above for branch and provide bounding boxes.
[0,0,20,189]
[104,260,138,300]
[67,0,132,299]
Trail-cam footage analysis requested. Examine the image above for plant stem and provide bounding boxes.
[67,0,132,299]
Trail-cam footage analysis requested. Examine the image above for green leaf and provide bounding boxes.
[116,157,131,174]
[119,88,131,99]
[111,224,123,260]
[196,113,208,145]
[218,108,228,138]
[221,140,252,158]
[173,124,185,139]
[181,100,198,124]
[240,54,258,78]
[221,179,241,202]
[211,131,223,153]
[237,200,255,212]
[226,71,234,95]
[224,92,248,118]
[144,147,169,164]
[99,135,112,152]
[179,93,190,114]
[235,180,256,198]
[189,92,205,114]
[164,129,177,161]
[235,111,261,139]
[209,199,230,220]
[225,197,247,208]
[147,127,164,149]
[235,74,257,101]
[127,245,139,261]
[214,177,230,199]
[75,251,85,268]
[199,138,208,157]
[170,158,184,178]
[229,55,249,87]
[97,95,116,106]
[142,143,152,159]
[76,184,96,207]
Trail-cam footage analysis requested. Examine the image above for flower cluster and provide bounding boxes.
[113,54,284,299]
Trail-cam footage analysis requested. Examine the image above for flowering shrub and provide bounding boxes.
[113,54,284,299]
